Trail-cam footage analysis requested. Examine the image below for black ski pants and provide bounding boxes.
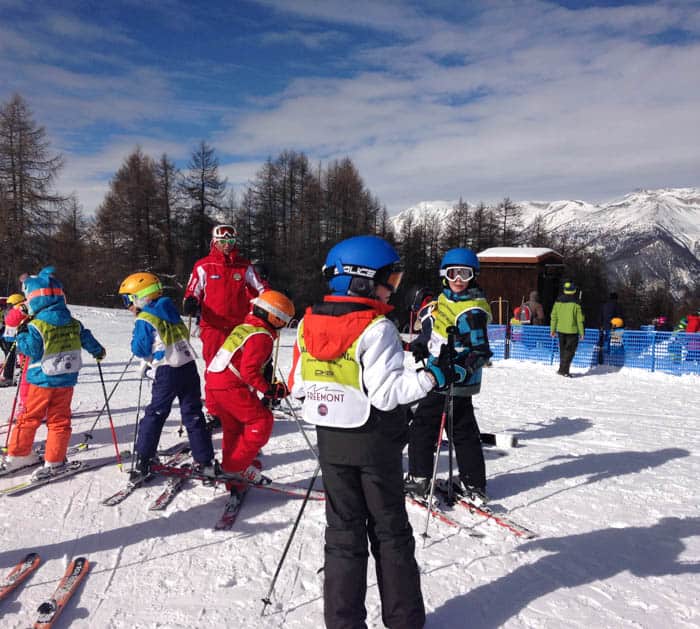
[321,452,425,629]
[408,390,486,491]
[557,332,580,375]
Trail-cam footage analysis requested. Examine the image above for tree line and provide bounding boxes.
[1,93,696,329]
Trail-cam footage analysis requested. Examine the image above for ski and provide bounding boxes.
[214,486,250,531]
[102,446,190,507]
[33,556,89,629]
[405,495,485,538]
[0,552,41,602]
[150,463,326,501]
[148,462,192,511]
[452,498,536,538]
[1,452,131,497]
[0,443,90,479]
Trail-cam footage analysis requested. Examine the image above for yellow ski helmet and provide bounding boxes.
[119,272,162,309]
[610,317,624,329]
[6,293,25,306]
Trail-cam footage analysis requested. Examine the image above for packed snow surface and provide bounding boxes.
[1,305,699,628]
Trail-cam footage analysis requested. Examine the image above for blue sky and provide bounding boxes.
[2,0,699,215]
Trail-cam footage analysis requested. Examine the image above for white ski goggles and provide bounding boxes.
[440,266,474,282]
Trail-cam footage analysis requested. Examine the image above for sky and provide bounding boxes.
[2,0,700,216]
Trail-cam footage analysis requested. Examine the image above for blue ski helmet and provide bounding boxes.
[323,235,402,297]
[440,248,480,273]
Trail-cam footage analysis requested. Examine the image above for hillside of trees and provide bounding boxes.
[1,93,696,329]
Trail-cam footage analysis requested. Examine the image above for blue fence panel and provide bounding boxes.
[550,328,600,368]
[508,325,556,364]
[487,324,507,360]
[485,325,700,376]
[651,332,700,376]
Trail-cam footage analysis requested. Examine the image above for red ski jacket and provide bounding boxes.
[184,244,267,332]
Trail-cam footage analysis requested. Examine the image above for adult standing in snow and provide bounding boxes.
[290,235,452,629]
[524,290,545,325]
[599,291,623,331]
[404,248,493,503]
[183,225,268,367]
[550,281,585,377]
[183,224,268,412]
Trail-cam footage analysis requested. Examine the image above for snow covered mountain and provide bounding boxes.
[392,188,700,297]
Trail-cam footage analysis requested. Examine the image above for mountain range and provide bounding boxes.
[391,187,700,298]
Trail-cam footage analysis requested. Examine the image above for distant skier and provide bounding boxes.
[550,281,585,377]
[1,267,105,479]
[119,272,215,482]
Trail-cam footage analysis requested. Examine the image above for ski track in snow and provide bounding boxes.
[1,305,699,628]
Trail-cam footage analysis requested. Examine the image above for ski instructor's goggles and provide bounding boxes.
[440,266,474,283]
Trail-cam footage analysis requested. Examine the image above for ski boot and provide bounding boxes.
[403,474,430,499]
[30,460,67,481]
[128,454,154,484]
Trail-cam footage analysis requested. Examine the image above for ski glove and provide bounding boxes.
[265,380,289,400]
[409,339,430,362]
[94,348,107,362]
[426,344,458,390]
[183,296,199,316]
[16,321,29,335]
[138,360,153,379]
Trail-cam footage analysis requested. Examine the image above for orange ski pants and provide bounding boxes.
[7,384,74,463]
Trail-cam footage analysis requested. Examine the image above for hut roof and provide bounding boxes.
[477,247,563,264]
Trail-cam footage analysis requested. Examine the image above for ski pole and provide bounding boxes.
[130,375,145,474]
[261,461,322,616]
[2,354,26,453]
[276,366,318,461]
[421,327,456,543]
[0,340,17,376]
[445,327,457,506]
[96,361,124,470]
[83,355,134,444]
[421,392,450,544]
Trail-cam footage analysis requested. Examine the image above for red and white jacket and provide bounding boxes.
[184,244,267,331]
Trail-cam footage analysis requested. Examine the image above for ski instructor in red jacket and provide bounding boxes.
[183,224,268,369]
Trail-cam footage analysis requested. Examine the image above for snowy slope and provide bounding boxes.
[1,304,699,628]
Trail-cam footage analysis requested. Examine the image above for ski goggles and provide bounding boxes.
[121,294,136,308]
[441,266,474,283]
[215,237,236,245]
[375,264,404,293]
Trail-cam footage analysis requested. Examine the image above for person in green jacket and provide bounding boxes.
[550,281,585,377]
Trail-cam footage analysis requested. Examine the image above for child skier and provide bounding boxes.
[0,267,106,479]
[0,293,28,387]
[118,272,215,482]
[1,293,31,416]
[405,247,493,503]
[205,290,295,503]
[290,235,456,629]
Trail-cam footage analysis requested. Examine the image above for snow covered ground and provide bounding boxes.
[1,304,699,628]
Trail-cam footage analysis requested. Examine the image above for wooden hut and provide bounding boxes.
[477,247,564,324]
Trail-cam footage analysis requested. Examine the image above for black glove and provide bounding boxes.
[17,320,29,335]
[265,380,289,400]
[409,339,430,362]
[94,348,107,362]
[183,296,199,316]
[426,344,457,390]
